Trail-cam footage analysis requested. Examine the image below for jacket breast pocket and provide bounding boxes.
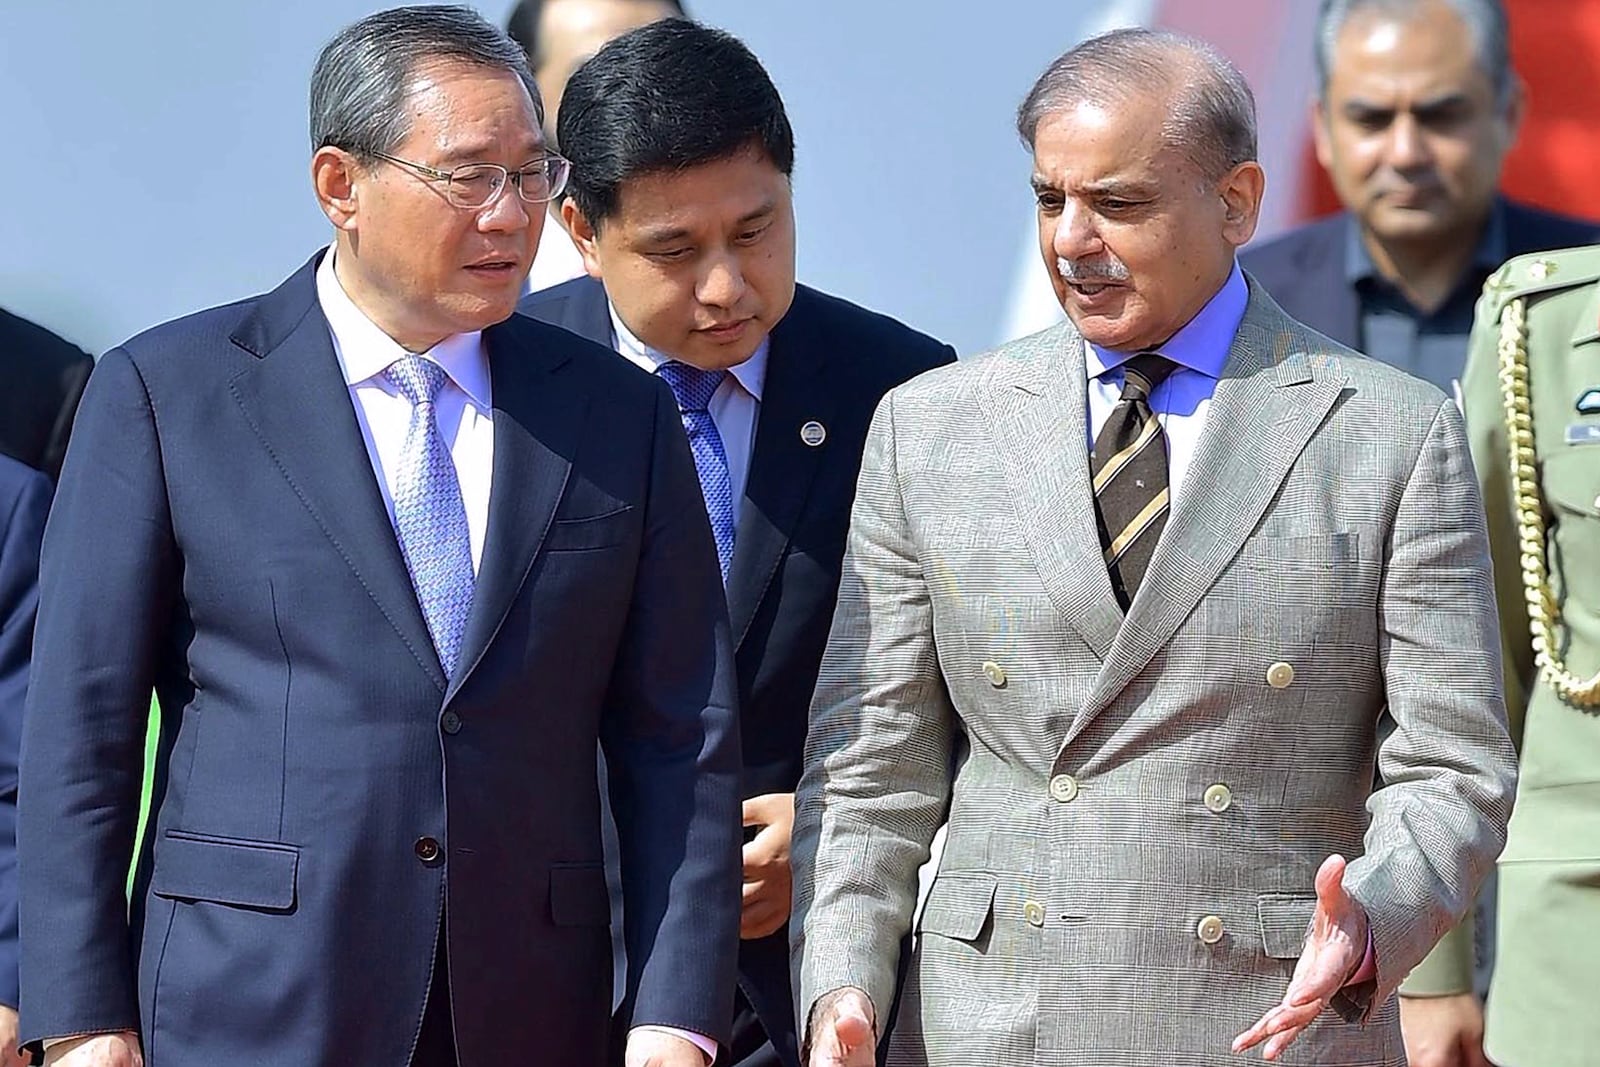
[549,862,610,927]
[543,506,634,553]
[150,830,299,912]
[1237,531,1361,571]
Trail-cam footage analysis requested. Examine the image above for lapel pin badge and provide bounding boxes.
[800,420,827,447]
[1577,387,1600,415]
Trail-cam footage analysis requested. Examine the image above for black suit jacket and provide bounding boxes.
[520,276,955,1065]
[1241,198,1600,349]
[0,457,49,1011]
[18,254,742,1066]
[0,308,94,480]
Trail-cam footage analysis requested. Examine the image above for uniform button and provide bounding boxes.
[441,711,462,735]
[1203,783,1233,813]
[1266,661,1295,689]
[1196,915,1225,944]
[983,660,1007,687]
[1023,900,1045,927]
[1049,774,1079,803]
[414,837,442,865]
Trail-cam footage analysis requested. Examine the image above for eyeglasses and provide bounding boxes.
[370,152,571,209]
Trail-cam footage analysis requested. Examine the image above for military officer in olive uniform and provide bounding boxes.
[1448,246,1600,1067]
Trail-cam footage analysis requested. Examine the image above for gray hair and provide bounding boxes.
[1315,0,1513,105]
[1017,28,1257,183]
[310,5,541,159]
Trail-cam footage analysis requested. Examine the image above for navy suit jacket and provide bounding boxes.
[519,277,955,1065]
[0,308,94,481]
[1241,199,1600,349]
[0,457,50,1010]
[18,254,742,1066]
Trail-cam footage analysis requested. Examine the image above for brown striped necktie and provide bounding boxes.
[1091,352,1177,608]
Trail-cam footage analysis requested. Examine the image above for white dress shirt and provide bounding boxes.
[609,304,767,528]
[315,248,494,574]
[1083,262,1249,506]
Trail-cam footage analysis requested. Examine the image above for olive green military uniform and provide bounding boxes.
[1404,246,1600,1066]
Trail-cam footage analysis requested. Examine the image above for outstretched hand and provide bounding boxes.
[1233,854,1369,1060]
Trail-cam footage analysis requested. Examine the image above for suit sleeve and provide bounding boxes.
[18,349,177,1045]
[1399,289,1525,998]
[790,391,958,1034]
[0,466,51,1009]
[1340,397,1518,1018]
[600,379,743,1046]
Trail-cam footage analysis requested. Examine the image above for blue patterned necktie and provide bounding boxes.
[385,354,476,677]
[656,361,735,582]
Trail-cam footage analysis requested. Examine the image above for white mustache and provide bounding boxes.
[1057,257,1131,283]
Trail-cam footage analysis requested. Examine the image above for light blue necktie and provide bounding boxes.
[386,354,475,677]
[656,361,735,582]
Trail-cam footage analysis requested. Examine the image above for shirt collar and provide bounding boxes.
[607,301,767,402]
[1343,196,1509,285]
[1085,260,1246,382]
[315,246,490,407]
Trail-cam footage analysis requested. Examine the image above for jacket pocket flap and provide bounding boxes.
[549,862,611,927]
[151,831,298,911]
[1257,894,1316,958]
[919,871,998,942]
[544,507,634,553]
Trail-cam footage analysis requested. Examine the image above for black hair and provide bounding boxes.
[557,18,795,227]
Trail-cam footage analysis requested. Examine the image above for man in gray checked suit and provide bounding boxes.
[790,29,1517,1067]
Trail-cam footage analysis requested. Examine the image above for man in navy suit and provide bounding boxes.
[1243,0,1597,396]
[519,21,955,1066]
[0,457,50,1067]
[18,8,739,1066]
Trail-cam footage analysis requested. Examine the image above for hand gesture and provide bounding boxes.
[1233,854,1369,1060]
[807,987,875,1067]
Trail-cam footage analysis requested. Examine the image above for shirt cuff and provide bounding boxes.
[630,1025,718,1064]
[1344,928,1377,987]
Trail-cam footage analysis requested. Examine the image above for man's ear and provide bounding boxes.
[561,198,605,279]
[1219,160,1266,249]
[312,147,364,232]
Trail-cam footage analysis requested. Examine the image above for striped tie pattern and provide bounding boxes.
[1091,352,1177,608]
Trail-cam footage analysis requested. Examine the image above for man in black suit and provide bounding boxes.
[0,456,49,1067]
[520,21,955,1066]
[18,8,738,1066]
[1242,0,1598,397]
[0,309,93,480]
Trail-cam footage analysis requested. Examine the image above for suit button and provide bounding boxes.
[1196,915,1225,944]
[1049,774,1079,803]
[441,711,462,735]
[983,661,1007,688]
[1266,661,1295,689]
[1203,784,1233,813]
[414,837,442,865]
[1023,900,1045,927]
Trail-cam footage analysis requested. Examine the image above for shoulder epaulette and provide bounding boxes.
[1478,244,1600,322]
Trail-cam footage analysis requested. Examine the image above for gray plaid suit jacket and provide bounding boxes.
[790,280,1517,1066]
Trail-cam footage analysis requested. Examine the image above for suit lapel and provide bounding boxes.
[726,309,832,647]
[1066,287,1348,740]
[447,316,582,701]
[978,325,1124,660]
[228,257,446,692]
